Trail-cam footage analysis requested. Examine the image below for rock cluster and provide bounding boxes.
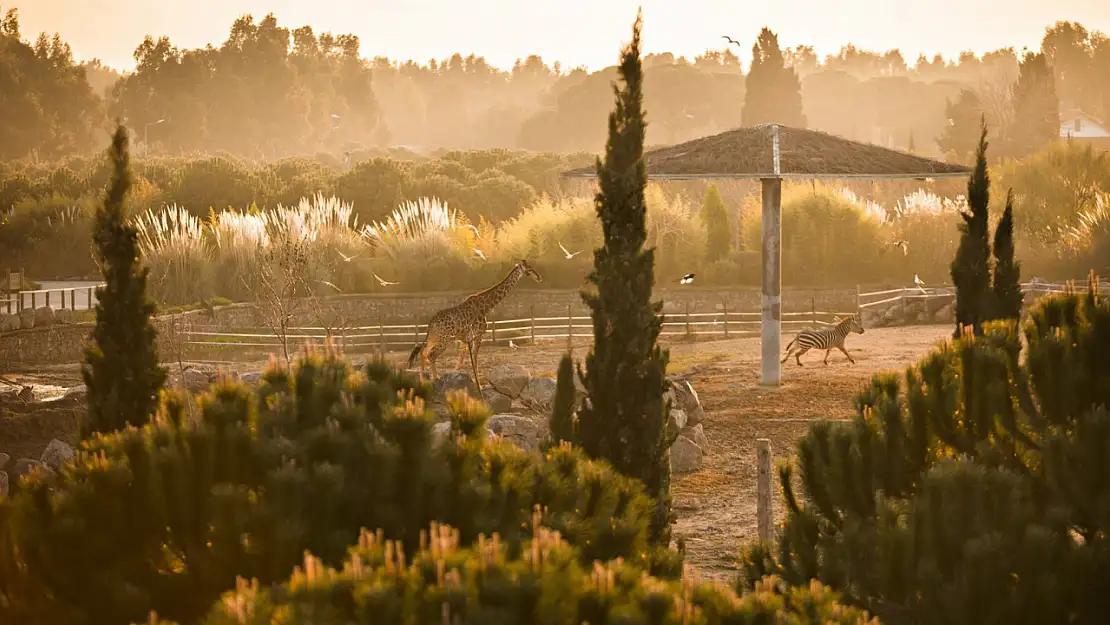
[0,438,76,498]
[0,306,76,332]
[860,295,955,328]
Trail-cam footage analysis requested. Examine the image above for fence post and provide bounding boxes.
[31,292,36,310]
[856,284,861,316]
[722,301,729,338]
[46,291,51,308]
[566,304,572,351]
[378,323,384,351]
[685,301,692,341]
[811,297,816,326]
[756,439,774,542]
[530,304,536,345]
[88,287,94,311]
[901,287,908,325]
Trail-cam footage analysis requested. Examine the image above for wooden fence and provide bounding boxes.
[857,278,1102,313]
[2,284,104,314]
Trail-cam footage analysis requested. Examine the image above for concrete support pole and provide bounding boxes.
[760,176,782,386]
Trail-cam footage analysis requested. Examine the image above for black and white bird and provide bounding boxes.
[891,239,909,256]
[558,242,583,260]
[680,273,695,285]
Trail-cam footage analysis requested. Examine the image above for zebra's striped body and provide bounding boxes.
[781,315,865,367]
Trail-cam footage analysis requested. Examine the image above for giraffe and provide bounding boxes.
[408,259,543,386]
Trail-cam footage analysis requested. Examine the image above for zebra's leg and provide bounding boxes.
[794,347,808,367]
[824,348,831,365]
[780,346,793,364]
[837,345,855,364]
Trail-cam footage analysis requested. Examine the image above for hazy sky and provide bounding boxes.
[12,1,1110,72]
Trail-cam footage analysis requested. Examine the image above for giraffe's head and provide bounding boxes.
[516,259,543,283]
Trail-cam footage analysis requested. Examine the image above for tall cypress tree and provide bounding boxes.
[950,118,993,338]
[990,189,1023,320]
[700,184,732,262]
[81,124,167,439]
[741,27,806,127]
[573,10,673,544]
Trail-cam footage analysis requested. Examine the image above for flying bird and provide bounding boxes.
[337,250,360,263]
[913,273,927,295]
[891,240,909,256]
[722,35,741,46]
[372,272,399,287]
[320,280,342,292]
[464,223,480,236]
[680,273,695,285]
[558,242,583,260]
[473,248,487,261]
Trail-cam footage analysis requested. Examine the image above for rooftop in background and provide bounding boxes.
[561,124,973,180]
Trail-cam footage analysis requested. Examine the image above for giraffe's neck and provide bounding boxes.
[469,266,525,315]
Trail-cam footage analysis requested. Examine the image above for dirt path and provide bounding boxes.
[4,325,952,582]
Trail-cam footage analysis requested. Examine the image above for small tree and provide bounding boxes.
[80,123,167,439]
[242,235,312,364]
[700,184,732,262]
[991,189,1023,320]
[549,353,577,446]
[572,11,673,544]
[950,118,994,337]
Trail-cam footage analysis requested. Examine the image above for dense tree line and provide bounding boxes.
[1,6,1107,162]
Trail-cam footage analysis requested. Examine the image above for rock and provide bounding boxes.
[486,414,540,450]
[0,471,7,498]
[63,385,87,402]
[0,452,9,470]
[18,307,35,329]
[487,363,531,398]
[481,387,513,413]
[9,458,56,483]
[669,436,704,474]
[240,371,264,384]
[669,379,704,427]
[430,420,495,445]
[55,307,74,324]
[208,369,240,383]
[40,439,76,472]
[681,423,709,454]
[667,409,688,440]
[433,371,479,398]
[34,306,56,327]
[182,368,211,392]
[0,313,19,332]
[519,377,557,411]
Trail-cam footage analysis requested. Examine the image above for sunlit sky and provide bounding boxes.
[13,1,1110,72]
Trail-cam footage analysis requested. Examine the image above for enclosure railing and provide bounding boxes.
[856,278,1104,321]
[175,306,860,353]
[3,284,104,314]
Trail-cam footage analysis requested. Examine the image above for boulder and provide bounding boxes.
[486,414,540,450]
[669,379,704,427]
[667,409,688,440]
[430,421,495,445]
[433,371,479,398]
[40,439,76,472]
[9,458,56,483]
[240,371,264,385]
[669,436,704,474]
[181,368,211,392]
[519,377,557,412]
[55,307,74,324]
[34,306,56,327]
[18,307,35,329]
[0,313,19,332]
[487,363,530,398]
[481,387,512,413]
[63,385,87,403]
[0,452,9,470]
[0,471,7,498]
[681,423,709,454]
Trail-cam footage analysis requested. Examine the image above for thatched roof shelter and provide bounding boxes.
[561,123,971,180]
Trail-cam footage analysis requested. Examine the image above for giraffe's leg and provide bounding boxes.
[468,339,481,389]
[456,340,468,370]
[428,341,448,380]
[837,345,855,364]
[795,347,808,367]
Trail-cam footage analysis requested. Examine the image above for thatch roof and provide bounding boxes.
[561,124,972,180]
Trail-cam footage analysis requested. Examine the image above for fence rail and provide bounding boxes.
[858,278,1103,310]
[175,308,860,352]
[2,284,104,314]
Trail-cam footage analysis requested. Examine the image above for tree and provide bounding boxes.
[569,10,673,544]
[950,118,993,337]
[700,184,732,262]
[991,189,1023,320]
[741,27,806,127]
[80,124,167,439]
[1007,51,1059,157]
[548,353,577,446]
[936,89,984,163]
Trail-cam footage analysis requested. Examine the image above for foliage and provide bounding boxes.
[573,13,673,545]
[80,124,167,438]
[699,184,731,263]
[936,89,984,164]
[742,27,806,127]
[149,525,875,625]
[951,121,995,336]
[4,349,667,625]
[1006,51,1060,158]
[135,204,212,304]
[549,352,577,446]
[738,276,1110,625]
[991,191,1023,320]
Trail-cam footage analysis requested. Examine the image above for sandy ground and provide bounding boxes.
[2,324,952,582]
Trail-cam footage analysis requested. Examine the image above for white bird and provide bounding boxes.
[680,273,695,285]
[464,223,480,236]
[320,280,342,292]
[473,248,487,261]
[558,242,583,260]
[891,240,909,256]
[509,339,517,349]
[337,250,360,263]
[372,272,399,287]
[913,273,927,295]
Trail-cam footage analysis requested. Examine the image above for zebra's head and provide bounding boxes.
[846,314,865,334]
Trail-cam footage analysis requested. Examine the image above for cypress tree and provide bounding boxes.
[549,353,577,445]
[575,11,673,544]
[80,124,167,438]
[700,184,732,262]
[950,118,993,338]
[741,27,806,128]
[990,189,1023,320]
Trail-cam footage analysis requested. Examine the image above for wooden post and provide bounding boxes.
[756,438,773,542]
[760,174,783,386]
[70,289,75,310]
[811,297,816,326]
[722,301,729,338]
[378,323,384,351]
[530,304,536,345]
[856,284,861,316]
[45,291,51,308]
[31,292,36,309]
[901,287,908,324]
[685,301,692,341]
[567,304,573,351]
[87,287,94,310]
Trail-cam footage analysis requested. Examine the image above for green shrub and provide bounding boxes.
[5,349,665,625]
[739,276,1110,625]
[151,524,874,625]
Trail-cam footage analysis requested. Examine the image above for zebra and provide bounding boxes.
[781,315,865,367]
